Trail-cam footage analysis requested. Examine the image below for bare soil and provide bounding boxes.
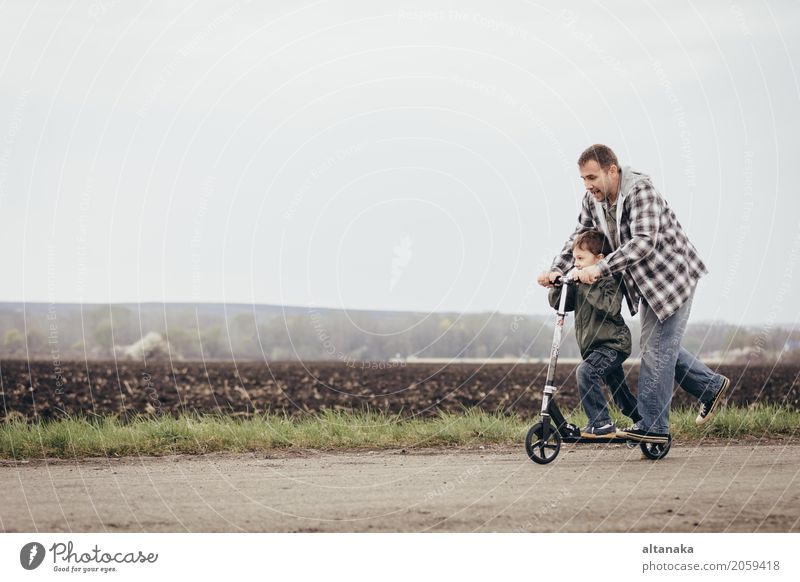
[2,360,797,420]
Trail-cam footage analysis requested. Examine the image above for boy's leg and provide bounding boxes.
[605,364,641,423]
[576,347,620,430]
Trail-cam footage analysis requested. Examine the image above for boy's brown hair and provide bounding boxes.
[573,229,611,256]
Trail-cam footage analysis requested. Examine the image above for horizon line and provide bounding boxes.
[0,300,789,328]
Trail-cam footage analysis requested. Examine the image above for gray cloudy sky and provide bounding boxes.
[0,0,798,327]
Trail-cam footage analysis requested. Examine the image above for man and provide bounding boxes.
[538,144,731,443]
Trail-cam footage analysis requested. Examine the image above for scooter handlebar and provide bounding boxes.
[552,273,576,286]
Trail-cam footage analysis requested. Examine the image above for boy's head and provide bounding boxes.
[572,230,610,269]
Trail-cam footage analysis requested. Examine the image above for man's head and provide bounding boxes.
[572,229,609,269]
[578,144,620,203]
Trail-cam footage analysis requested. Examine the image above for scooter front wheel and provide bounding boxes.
[525,422,562,465]
[640,435,672,460]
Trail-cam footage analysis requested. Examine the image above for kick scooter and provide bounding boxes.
[524,272,672,464]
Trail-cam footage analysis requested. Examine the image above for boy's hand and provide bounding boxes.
[575,265,601,284]
[537,271,561,287]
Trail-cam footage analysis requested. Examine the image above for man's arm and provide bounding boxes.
[551,193,596,274]
[596,182,662,277]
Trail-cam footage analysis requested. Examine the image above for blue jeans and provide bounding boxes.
[576,347,641,428]
[638,288,724,433]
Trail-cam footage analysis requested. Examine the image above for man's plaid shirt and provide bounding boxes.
[551,168,708,322]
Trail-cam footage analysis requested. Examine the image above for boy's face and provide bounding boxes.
[572,245,602,269]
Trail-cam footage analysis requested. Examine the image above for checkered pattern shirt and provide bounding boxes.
[551,170,708,322]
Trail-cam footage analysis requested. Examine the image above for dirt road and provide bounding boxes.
[2,442,798,532]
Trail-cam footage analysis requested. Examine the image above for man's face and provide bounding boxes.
[579,160,619,202]
[572,246,601,269]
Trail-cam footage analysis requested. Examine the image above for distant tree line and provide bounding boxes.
[0,303,797,363]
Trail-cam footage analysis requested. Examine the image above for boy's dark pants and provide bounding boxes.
[576,346,641,428]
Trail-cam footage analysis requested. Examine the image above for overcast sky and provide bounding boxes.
[0,0,798,328]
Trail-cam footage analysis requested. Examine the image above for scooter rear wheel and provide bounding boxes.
[640,436,672,460]
[525,422,562,465]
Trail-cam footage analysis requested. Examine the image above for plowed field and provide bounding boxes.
[1,360,797,420]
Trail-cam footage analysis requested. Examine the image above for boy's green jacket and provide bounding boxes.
[548,275,632,359]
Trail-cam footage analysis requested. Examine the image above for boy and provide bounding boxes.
[548,229,641,437]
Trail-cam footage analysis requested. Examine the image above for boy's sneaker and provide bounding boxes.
[618,426,670,444]
[695,375,732,426]
[581,422,617,438]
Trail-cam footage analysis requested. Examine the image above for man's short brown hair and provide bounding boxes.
[577,144,619,170]
[573,229,610,256]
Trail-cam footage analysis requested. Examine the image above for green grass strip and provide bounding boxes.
[1,405,798,459]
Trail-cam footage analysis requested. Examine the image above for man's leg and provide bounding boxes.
[670,286,732,424]
[674,347,723,402]
[677,347,733,425]
[636,292,694,434]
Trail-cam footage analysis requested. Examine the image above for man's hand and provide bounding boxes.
[575,264,602,284]
[537,271,562,288]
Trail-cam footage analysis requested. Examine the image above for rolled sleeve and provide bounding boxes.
[596,259,612,278]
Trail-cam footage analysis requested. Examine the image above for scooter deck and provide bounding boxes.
[562,434,629,444]
[548,420,629,444]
